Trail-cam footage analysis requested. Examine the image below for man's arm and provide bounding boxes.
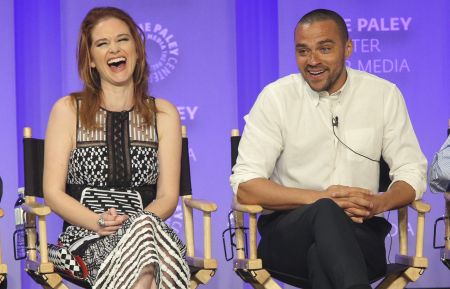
[237,178,320,210]
[238,178,374,215]
[380,85,427,201]
[371,181,415,214]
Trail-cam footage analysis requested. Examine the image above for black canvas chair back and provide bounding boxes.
[180,134,192,197]
[23,137,45,198]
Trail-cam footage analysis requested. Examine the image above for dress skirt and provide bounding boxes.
[48,188,190,289]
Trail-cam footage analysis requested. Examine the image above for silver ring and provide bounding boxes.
[97,215,106,227]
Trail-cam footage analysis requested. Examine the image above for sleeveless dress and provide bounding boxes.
[47,99,190,289]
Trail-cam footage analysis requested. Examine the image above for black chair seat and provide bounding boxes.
[266,262,410,288]
[0,276,6,289]
[58,272,91,289]
[27,269,91,289]
[266,268,310,288]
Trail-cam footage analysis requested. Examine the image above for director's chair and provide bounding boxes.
[227,129,430,289]
[0,177,7,289]
[20,126,217,289]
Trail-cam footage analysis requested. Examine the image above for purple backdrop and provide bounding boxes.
[1,1,449,288]
[0,1,20,288]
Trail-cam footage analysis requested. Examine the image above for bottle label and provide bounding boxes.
[14,207,24,226]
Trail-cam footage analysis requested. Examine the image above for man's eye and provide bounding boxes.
[297,49,308,56]
[320,47,331,53]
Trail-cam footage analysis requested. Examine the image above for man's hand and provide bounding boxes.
[96,208,129,236]
[325,185,377,223]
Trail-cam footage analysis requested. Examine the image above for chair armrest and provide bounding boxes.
[22,201,51,217]
[0,208,3,217]
[409,200,431,214]
[396,199,431,268]
[183,198,217,212]
[182,196,217,261]
[445,192,450,201]
[232,198,263,214]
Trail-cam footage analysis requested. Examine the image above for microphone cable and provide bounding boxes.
[331,116,380,163]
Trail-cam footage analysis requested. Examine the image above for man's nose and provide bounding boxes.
[308,51,320,65]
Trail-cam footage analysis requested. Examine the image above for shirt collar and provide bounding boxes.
[304,67,351,106]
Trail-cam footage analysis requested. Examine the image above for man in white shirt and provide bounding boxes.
[230,9,427,289]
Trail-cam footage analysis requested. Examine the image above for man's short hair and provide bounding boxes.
[297,9,349,42]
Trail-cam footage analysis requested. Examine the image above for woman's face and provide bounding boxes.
[89,17,137,88]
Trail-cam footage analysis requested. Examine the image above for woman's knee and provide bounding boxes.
[140,264,155,276]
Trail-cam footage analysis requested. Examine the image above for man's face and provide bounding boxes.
[294,20,352,94]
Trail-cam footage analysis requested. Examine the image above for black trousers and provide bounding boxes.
[257,198,392,289]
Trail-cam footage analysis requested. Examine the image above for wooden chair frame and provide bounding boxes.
[21,126,217,289]
[230,129,431,289]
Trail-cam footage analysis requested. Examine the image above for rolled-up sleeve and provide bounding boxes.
[428,135,450,193]
[382,85,427,199]
[230,86,284,194]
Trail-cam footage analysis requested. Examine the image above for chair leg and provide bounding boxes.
[27,270,69,289]
[190,279,199,289]
[376,267,423,289]
[235,269,282,289]
[190,269,216,288]
[45,273,69,289]
[257,277,282,289]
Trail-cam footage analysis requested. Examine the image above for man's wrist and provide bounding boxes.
[372,193,388,215]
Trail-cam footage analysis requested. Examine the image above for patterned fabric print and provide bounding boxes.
[59,226,98,249]
[79,231,124,285]
[131,146,159,186]
[47,244,86,279]
[68,146,158,187]
[80,187,143,216]
[94,211,189,289]
[68,146,108,187]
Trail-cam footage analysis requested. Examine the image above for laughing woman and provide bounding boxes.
[43,7,189,289]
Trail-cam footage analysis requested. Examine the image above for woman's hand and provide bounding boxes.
[96,208,129,236]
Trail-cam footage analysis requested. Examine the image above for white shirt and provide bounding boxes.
[230,68,427,200]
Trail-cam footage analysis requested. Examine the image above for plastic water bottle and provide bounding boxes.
[13,188,26,260]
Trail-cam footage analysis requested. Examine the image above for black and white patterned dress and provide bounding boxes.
[48,99,190,288]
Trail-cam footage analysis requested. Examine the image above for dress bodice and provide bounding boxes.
[67,103,159,189]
